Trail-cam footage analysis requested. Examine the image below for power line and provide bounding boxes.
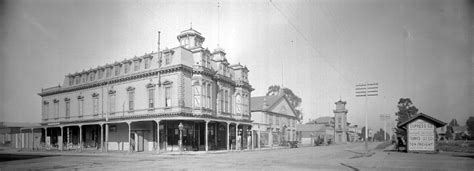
[268,0,354,86]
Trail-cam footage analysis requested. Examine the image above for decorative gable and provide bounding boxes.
[268,97,297,118]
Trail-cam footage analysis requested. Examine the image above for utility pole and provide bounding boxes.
[380,114,390,141]
[355,82,378,153]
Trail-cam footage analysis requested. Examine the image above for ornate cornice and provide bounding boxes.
[39,65,193,97]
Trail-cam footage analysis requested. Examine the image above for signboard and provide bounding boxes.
[408,119,435,151]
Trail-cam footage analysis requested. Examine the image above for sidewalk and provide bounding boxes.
[0,146,290,157]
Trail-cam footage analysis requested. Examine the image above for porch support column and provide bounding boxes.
[127,121,131,152]
[59,126,64,151]
[269,127,273,148]
[79,125,83,151]
[105,124,109,152]
[100,123,104,152]
[258,129,261,149]
[214,123,218,149]
[45,127,49,149]
[205,120,209,152]
[226,122,230,151]
[31,128,34,150]
[155,120,160,153]
[235,123,239,151]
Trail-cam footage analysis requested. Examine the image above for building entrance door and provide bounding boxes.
[132,131,144,152]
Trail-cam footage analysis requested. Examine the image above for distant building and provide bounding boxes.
[250,95,298,148]
[347,125,360,142]
[33,27,254,152]
[308,116,334,127]
[452,126,469,139]
[333,100,348,144]
[296,123,334,145]
[0,122,40,149]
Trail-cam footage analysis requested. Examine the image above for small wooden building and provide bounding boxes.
[397,113,446,153]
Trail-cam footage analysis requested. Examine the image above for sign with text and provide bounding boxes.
[408,119,435,151]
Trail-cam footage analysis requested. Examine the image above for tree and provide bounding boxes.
[467,117,474,139]
[449,119,459,127]
[373,128,390,141]
[394,98,418,139]
[266,85,303,122]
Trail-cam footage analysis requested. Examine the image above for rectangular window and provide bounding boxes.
[128,91,134,111]
[276,116,280,125]
[78,99,84,117]
[224,90,229,113]
[145,58,150,69]
[109,93,116,114]
[115,66,120,76]
[106,68,111,78]
[193,85,201,108]
[207,84,211,109]
[54,101,59,119]
[165,54,171,65]
[269,114,273,124]
[220,92,224,112]
[165,87,171,107]
[229,92,232,113]
[69,78,74,86]
[65,101,70,119]
[82,74,87,83]
[148,88,155,108]
[76,77,80,84]
[93,96,99,115]
[98,70,103,79]
[43,103,49,120]
[134,61,140,71]
[124,63,130,73]
[89,73,94,81]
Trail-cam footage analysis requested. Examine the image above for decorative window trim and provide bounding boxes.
[64,97,71,101]
[77,95,84,100]
[53,99,59,103]
[162,80,173,86]
[43,101,49,105]
[143,54,153,59]
[126,86,135,91]
[92,92,100,97]
[146,83,156,88]
[108,90,116,94]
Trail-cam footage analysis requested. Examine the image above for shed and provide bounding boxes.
[397,113,446,152]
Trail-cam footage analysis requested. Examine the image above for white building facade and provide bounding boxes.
[33,28,254,152]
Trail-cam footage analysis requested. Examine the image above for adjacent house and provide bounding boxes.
[250,94,298,148]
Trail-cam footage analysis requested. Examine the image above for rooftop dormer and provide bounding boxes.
[177,27,205,49]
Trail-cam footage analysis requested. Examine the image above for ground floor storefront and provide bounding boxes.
[18,117,256,153]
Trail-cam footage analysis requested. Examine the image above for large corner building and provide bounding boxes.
[34,28,254,152]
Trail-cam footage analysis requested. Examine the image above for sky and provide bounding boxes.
[0,0,472,131]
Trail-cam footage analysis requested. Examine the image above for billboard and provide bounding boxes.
[408,119,435,151]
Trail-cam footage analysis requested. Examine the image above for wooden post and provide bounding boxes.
[155,120,160,153]
[226,122,230,151]
[79,125,83,151]
[100,124,104,152]
[128,121,131,152]
[205,120,209,152]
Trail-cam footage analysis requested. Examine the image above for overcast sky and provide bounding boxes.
[1,0,472,131]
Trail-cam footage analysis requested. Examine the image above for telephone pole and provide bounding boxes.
[355,82,378,153]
